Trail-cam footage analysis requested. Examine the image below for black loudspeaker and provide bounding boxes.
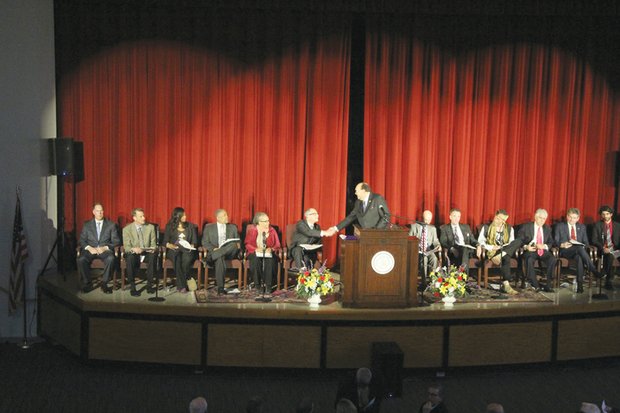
[371,342,404,398]
[48,138,84,182]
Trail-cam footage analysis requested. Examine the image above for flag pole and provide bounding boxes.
[20,265,29,349]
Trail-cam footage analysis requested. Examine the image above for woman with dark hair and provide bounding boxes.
[163,207,198,293]
[244,212,280,295]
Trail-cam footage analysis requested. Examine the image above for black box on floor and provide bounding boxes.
[371,341,403,398]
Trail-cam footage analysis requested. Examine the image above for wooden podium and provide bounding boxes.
[339,226,419,308]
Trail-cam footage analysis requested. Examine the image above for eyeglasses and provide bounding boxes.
[259,220,270,223]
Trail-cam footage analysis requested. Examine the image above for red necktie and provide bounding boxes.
[536,226,543,256]
[421,227,427,252]
[570,225,576,241]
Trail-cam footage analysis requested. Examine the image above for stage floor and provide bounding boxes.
[38,272,620,369]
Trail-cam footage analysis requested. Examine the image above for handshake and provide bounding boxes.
[321,227,339,237]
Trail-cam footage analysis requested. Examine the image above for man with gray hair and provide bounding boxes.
[409,210,440,286]
[517,209,557,292]
[189,396,207,413]
[288,208,335,271]
[486,403,504,413]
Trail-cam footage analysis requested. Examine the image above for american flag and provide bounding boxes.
[9,192,28,314]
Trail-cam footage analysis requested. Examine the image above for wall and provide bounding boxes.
[0,0,56,338]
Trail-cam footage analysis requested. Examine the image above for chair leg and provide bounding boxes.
[484,267,488,289]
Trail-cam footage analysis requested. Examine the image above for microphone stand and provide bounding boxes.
[255,232,272,302]
[149,251,165,302]
[492,239,508,300]
[592,231,609,300]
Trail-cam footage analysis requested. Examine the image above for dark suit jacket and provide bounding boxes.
[591,220,620,250]
[244,225,281,255]
[554,222,589,246]
[337,193,390,230]
[122,223,157,251]
[517,222,554,248]
[439,223,477,249]
[201,223,240,252]
[163,222,199,250]
[289,220,322,250]
[79,219,120,251]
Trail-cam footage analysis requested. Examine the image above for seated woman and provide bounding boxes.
[163,207,198,293]
[245,212,281,295]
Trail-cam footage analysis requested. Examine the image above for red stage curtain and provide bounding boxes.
[365,16,620,228]
[58,14,350,263]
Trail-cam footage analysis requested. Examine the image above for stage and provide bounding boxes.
[38,272,620,370]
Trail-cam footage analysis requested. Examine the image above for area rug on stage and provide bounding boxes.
[194,288,340,305]
[423,287,554,304]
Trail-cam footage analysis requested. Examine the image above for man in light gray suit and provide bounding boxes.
[409,210,440,285]
[122,208,158,296]
[77,202,120,294]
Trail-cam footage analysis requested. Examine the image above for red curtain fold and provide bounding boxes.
[59,17,350,263]
[365,18,620,229]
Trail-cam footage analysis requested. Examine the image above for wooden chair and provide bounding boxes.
[555,247,596,289]
[76,246,120,288]
[200,245,243,291]
[281,223,324,290]
[242,224,282,291]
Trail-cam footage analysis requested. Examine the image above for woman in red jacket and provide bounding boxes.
[245,212,281,295]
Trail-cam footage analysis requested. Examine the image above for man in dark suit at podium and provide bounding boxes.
[77,202,120,294]
[331,182,390,232]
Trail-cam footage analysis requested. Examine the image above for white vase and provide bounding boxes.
[307,293,322,308]
[441,294,456,306]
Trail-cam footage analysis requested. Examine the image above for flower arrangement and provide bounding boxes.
[295,263,335,298]
[427,265,468,299]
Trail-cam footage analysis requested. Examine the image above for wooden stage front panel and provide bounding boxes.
[38,275,620,369]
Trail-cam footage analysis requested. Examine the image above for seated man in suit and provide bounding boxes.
[409,210,440,285]
[330,182,390,232]
[439,208,480,270]
[289,208,335,271]
[554,207,600,292]
[478,209,522,295]
[517,208,557,292]
[591,205,620,291]
[77,202,120,294]
[122,208,158,297]
[201,209,240,295]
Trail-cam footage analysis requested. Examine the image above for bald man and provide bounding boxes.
[409,210,440,285]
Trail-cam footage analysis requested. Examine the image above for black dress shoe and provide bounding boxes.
[146,285,156,294]
[130,288,141,297]
[101,284,113,294]
[542,286,554,293]
[576,284,584,293]
[81,283,94,293]
[604,282,614,291]
[592,269,603,278]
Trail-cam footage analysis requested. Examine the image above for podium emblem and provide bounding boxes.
[371,251,395,275]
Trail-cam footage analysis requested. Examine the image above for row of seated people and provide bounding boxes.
[415,206,616,295]
[76,204,326,296]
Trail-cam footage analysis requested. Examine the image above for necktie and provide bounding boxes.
[218,225,226,247]
[570,225,576,241]
[536,226,543,256]
[96,221,102,240]
[453,226,460,244]
[137,226,145,248]
[421,226,427,252]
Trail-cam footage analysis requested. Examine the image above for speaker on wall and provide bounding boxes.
[48,138,84,182]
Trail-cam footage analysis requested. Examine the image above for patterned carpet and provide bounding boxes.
[195,288,340,304]
[423,285,554,304]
